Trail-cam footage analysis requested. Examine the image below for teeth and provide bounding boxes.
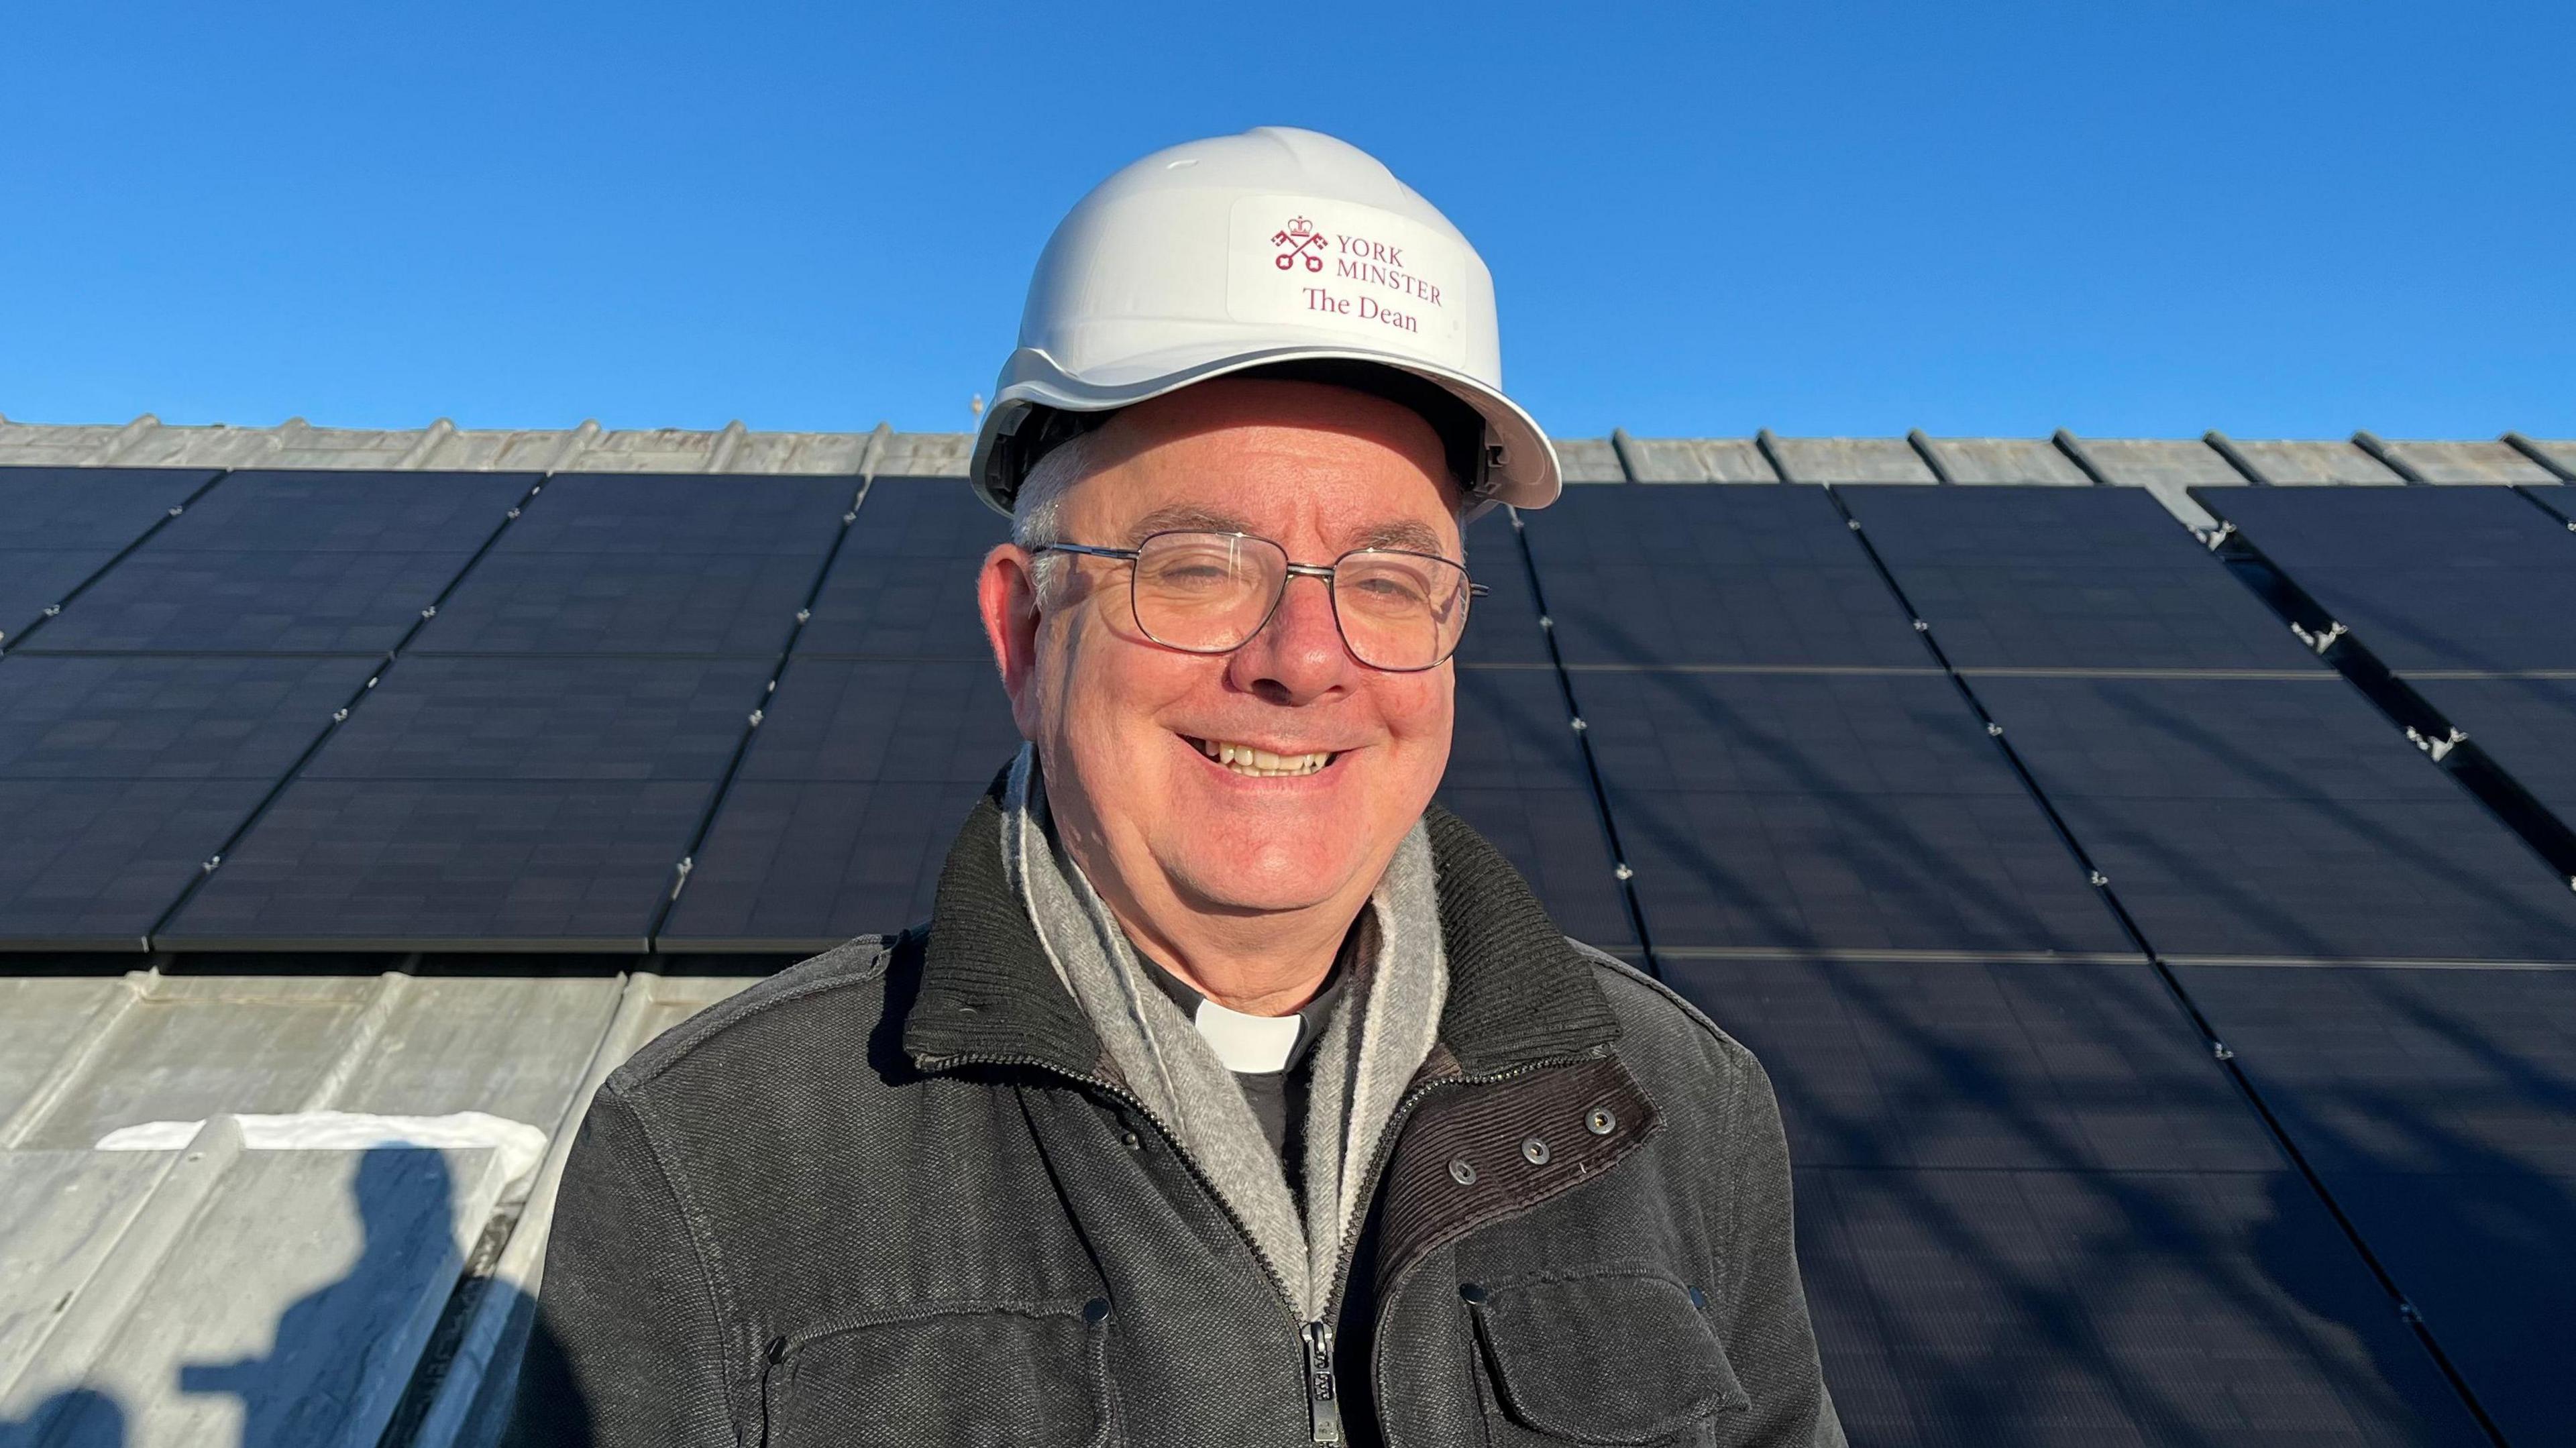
[1195,738,1334,777]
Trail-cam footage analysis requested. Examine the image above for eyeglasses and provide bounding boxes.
[1030,530,1485,673]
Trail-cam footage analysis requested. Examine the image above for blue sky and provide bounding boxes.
[3,1,2568,441]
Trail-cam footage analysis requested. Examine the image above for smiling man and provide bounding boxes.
[513,128,1842,1447]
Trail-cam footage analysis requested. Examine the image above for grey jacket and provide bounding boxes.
[509,788,1843,1447]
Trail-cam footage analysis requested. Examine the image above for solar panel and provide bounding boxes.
[25,548,484,653]
[21,470,533,654]
[293,656,770,781]
[794,476,1006,659]
[0,655,371,780]
[1576,671,2132,956]
[0,467,213,643]
[1839,486,2318,671]
[1671,956,2277,1168]
[2175,964,2576,1446]
[2408,675,2576,820]
[160,657,769,948]
[1976,675,2576,962]
[1441,666,1631,950]
[0,654,372,948]
[1793,1164,2486,1447]
[1517,485,1928,668]
[418,473,857,655]
[1664,963,2480,1446]
[1452,508,1551,667]
[157,779,712,950]
[2194,487,2576,673]
[0,779,272,948]
[659,657,1022,947]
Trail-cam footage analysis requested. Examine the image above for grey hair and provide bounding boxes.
[1011,426,1097,604]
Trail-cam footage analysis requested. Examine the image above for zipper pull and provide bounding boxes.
[1303,1319,1344,1444]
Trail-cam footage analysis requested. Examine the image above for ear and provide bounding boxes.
[978,544,1046,740]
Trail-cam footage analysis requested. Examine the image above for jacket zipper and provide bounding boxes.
[922,1045,1609,1447]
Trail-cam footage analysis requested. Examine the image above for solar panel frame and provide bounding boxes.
[0,778,274,948]
[794,476,1006,661]
[2406,675,2576,821]
[1670,958,2479,1447]
[158,778,713,950]
[2194,487,2576,673]
[1576,671,2134,957]
[2176,964,2576,1445]
[1442,665,1632,950]
[1840,485,2324,672]
[0,655,372,781]
[0,467,217,642]
[22,547,483,653]
[1976,675,2576,962]
[1518,485,1930,668]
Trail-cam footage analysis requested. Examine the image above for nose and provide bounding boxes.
[1226,572,1354,705]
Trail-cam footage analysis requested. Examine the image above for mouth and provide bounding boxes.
[1183,735,1343,779]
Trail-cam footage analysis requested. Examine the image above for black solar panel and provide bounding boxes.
[659,657,1022,946]
[158,779,712,949]
[21,470,533,654]
[1451,508,1551,667]
[294,656,770,781]
[1671,957,2276,1168]
[1794,1164,2486,1447]
[417,473,857,655]
[1518,485,1927,667]
[25,548,482,653]
[2176,964,2576,1446]
[0,653,371,947]
[1577,671,2131,956]
[1978,675,2576,962]
[0,655,372,780]
[1668,961,2479,1447]
[1841,485,2318,671]
[1440,666,1631,950]
[160,657,767,947]
[2195,487,2576,673]
[2408,675,2576,820]
[0,467,213,642]
[0,779,274,948]
[795,476,1006,659]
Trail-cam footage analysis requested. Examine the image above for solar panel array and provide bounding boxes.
[3,455,2573,1447]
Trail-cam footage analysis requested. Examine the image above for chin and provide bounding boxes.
[1169,834,1368,915]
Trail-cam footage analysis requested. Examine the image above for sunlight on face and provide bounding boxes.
[1005,378,1463,922]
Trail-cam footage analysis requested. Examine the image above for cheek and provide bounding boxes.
[1374,673,1455,767]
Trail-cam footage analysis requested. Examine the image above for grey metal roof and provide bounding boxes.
[3,412,2564,496]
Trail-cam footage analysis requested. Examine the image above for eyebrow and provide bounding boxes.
[1122,504,1458,560]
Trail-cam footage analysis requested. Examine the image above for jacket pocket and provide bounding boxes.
[760,1296,1112,1448]
[1467,1269,1748,1446]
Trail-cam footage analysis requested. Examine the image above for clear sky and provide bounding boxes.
[3,1,2568,442]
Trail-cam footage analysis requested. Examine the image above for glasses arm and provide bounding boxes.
[1027,543,1140,563]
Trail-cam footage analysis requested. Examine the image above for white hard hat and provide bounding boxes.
[969,126,1560,516]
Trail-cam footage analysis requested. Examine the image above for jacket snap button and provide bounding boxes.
[1448,1156,1477,1185]
[1459,1282,1487,1304]
[1587,1106,1617,1135]
[1522,1137,1551,1166]
[1121,1130,1142,1152]
[1083,1298,1111,1324]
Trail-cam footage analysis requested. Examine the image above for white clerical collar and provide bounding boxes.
[1190,997,1303,1074]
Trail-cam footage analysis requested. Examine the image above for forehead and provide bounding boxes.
[1055,380,1465,554]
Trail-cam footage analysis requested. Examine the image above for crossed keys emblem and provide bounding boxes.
[1272,217,1326,272]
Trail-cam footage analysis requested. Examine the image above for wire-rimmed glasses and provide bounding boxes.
[1030,530,1484,672]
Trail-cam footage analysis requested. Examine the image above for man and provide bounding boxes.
[513,127,1841,1447]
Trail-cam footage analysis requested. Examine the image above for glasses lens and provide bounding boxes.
[1130,533,1285,652]
[1333,551,1470,671]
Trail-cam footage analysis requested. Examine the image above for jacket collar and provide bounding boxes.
[904,773,1620,1079]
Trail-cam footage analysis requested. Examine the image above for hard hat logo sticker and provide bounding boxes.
[1228,196,1475,369]
[1273,217,1328,272]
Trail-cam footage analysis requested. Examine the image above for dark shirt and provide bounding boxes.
[1134,949,1347,1209]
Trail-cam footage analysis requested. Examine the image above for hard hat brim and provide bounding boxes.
[969,344,1561,518]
